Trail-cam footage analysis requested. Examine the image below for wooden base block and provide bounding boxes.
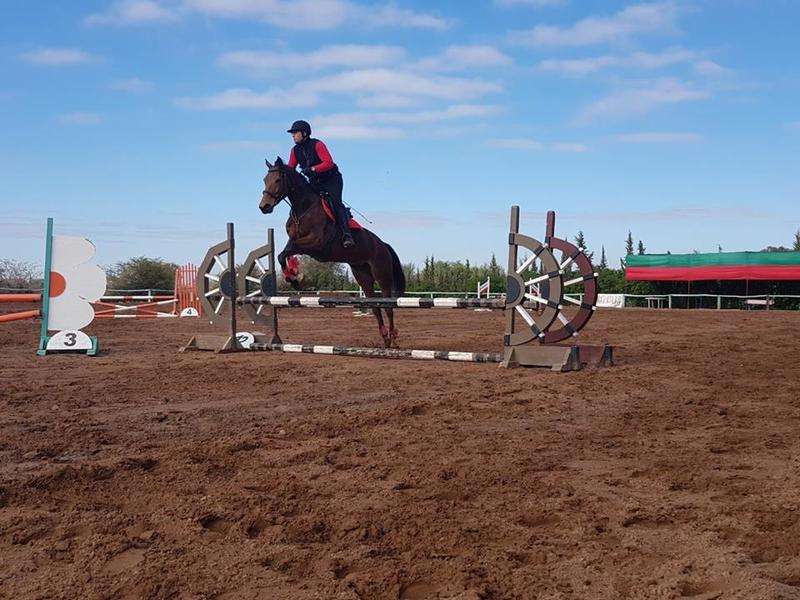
[181,334,237,353]
[500,343,614,371]
[501,345,580,371]
[574,344,614,367]
[181,332,281,353]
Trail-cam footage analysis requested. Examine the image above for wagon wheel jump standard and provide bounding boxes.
[183,206,612,371]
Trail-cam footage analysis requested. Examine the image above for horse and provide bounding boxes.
[260,157,406,347]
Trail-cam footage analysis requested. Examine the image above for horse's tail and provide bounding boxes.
[386,243,406,297]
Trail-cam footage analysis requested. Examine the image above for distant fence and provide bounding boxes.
[613,293,800,310]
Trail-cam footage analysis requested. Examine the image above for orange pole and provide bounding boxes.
[0,309,40,323]
[0,294,41,303]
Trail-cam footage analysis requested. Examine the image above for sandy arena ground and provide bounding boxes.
[1,307,799,599]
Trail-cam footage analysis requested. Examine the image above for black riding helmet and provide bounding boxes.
[287,120,311,136]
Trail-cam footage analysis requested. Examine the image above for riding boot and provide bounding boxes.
[336,203,355,247]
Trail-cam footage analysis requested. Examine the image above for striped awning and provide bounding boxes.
[626,251,800,281]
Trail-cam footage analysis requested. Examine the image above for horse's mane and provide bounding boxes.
[275,157,312,193]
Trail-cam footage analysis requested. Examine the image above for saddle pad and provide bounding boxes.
[320,197,362,230]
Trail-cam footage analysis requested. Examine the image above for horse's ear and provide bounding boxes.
[275,156,284,166]
[265,158,272,168]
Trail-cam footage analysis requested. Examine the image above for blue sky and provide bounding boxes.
[2,0,799,269]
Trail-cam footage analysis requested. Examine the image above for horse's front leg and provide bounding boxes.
[278,241,302,290]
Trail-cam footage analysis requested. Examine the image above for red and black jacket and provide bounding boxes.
[288,138,339,182]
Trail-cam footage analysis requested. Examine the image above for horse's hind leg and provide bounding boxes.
[372,257,399,346]
[350,264,391,346]
[384,307,397,346]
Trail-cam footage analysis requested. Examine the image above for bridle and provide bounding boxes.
[263,166,290,204]
[263,165,314,225]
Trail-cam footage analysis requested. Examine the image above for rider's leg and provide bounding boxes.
[322,173,354,247]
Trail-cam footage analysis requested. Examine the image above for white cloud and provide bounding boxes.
[314,124,405,139]
[58,112,104,125]
[175,87,319,110]
[217,45,406,74]
[693,60,732,77]
[183,0,449,30]
[306,69,502,101]
[487,138,588,151]
[613,132,703,143]
[218,44,510,88]
[311,104,502,139]
[579,78,710,121]
[417,45,513,72]
[109,77,155,92]
[538,47,697,76]
[183,0,348,29]
[495,0,566,6]
[200,140,272,151]
[552,142,588,152]
[487,138,544,150]
[360,4,451,30]
[85,0,178,25]
[177,68,500,110]
[356,94,418,108]
[317,104,503,127]
[510,2,679,47]
[20,48,99,66]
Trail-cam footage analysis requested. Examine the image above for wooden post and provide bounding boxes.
[36,218,54,355]
[266,228,281,344]
[227,223,241,351]
[504,206,520,350]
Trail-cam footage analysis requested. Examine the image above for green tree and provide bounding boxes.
[794,229,800,251]
[620,231,635,269]
[599,245,608,269]
[0,258,40,289]
[573,230,594,262]
[107,257,177,291]
[281,257,353,290]
[625,232,635,256]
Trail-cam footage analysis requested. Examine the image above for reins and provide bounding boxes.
[266,166,317,227]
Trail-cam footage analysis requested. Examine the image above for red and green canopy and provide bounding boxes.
[626,251,800,281]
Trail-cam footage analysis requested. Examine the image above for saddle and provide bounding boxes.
[318,193,362,230]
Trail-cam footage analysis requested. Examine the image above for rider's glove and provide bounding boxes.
[301,167,314,178]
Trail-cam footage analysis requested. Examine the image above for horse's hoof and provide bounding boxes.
[390,328,399,341]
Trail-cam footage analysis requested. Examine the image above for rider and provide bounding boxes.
[287,120,355,248]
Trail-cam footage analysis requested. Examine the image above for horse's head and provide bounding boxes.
[260,157,289,214]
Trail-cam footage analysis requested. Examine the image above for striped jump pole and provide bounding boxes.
[248,342,503,364]
[239,296,512,309]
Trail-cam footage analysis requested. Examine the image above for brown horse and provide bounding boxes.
[260,157,406,346]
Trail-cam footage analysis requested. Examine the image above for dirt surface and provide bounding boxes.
[1,306,800,599]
